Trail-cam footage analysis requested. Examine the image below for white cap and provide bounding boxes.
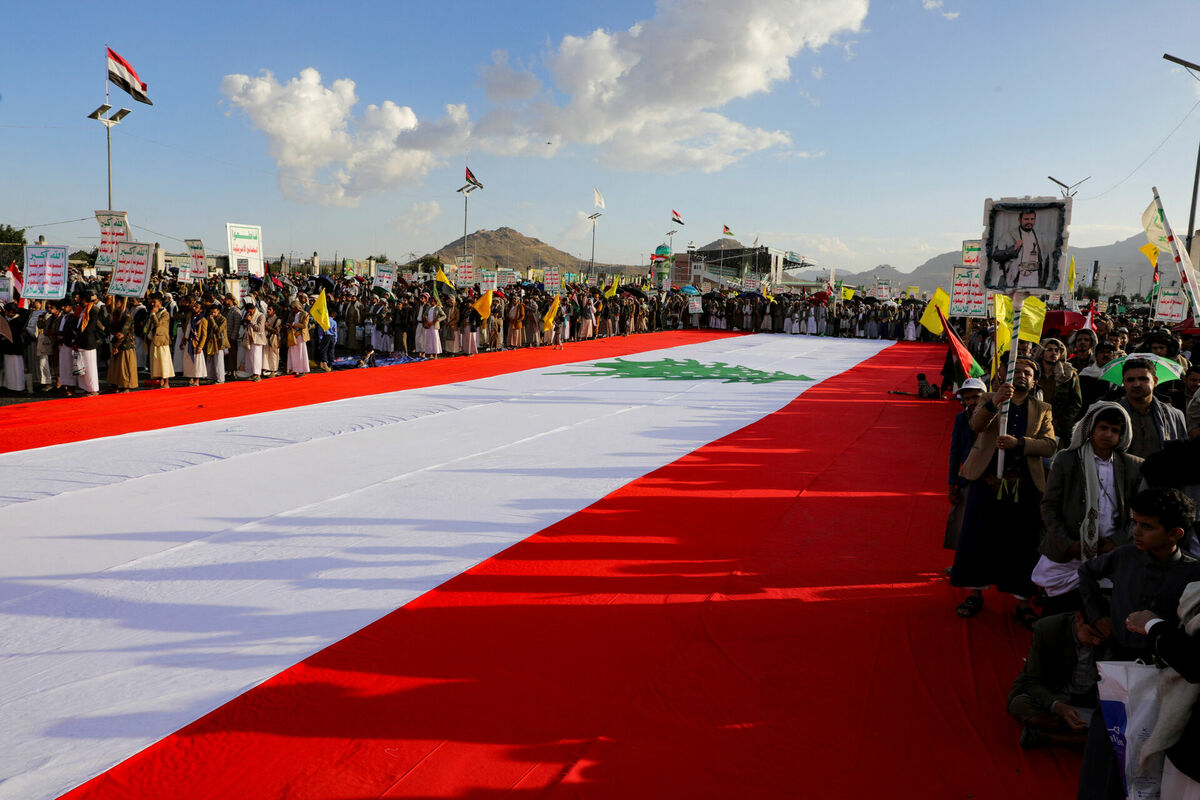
[957,377,987,394]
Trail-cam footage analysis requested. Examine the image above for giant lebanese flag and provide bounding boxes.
[0,333,1076,799]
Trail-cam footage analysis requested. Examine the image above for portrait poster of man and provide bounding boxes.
[981,197,1071,293]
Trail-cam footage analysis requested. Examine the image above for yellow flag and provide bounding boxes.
[436,267,454,288]
[604,275,619,298]
[542,294,560,332]
[841,286,855,300]
[1018,295,1047,343]
[473,290,493,321]
[918,287,951,335]
[994,294,1013,353]
[310,288,331,332]
[1067,256,1076,292]
[1140,242,1160,269]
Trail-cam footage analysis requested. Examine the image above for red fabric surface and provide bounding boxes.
[57,341,1079,799]
[0,331,740,454]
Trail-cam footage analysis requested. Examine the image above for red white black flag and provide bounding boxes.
[671,210,684,225]
[465,166,483,189]
[107,47,152,105]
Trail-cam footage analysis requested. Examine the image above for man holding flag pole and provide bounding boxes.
[938,271,1055,625]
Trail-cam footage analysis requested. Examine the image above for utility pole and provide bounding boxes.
[1164,53,1200,251]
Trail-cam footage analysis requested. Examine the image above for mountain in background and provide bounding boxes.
[794,232,1173,297]
[422,227,652,274]
[417,227,1174,295]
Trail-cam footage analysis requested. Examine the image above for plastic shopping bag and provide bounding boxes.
[1097,660,1164,800]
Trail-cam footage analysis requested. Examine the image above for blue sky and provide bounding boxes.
[4,0,1200,271]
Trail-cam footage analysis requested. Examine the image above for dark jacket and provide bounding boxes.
[948,408,975,488]
[1007,612,1098,713]
[1039,448,1143,562]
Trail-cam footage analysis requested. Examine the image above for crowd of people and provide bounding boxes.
[942,313,1200,798]
[0,269,936,396]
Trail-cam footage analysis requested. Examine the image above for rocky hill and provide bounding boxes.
[424,227,589,272]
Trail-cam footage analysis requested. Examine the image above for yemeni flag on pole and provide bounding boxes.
[723,225,734,237]
[465,166,483,189]
[1148,262,1161,304]
[7,261,26,309]
[672,210,684,226]
[936,305,984,382]
[106,47,152,105]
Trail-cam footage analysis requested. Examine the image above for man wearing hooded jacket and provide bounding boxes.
[1036,402,1143,616]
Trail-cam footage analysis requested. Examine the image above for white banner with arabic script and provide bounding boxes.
[184,239,207,282]
[373,263,396,292]
[22,245,69,300]
[95,211,130,274]
[225,223,264,277]
[1155,286,1188,323]
[950,266,986,317]
[544,267,561,293]
[109,242,153,297]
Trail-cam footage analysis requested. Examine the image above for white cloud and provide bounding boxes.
[811,66,824,80]
[563,210,596,243]
[223,1,867,205]
[221,68,468,207]
[389,200,442,233]
[475,0,867,170]
[921,0,958,20]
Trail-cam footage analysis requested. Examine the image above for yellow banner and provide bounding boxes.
[918,287,950,335]
[1018,295,1047,343]
[1140,242,1160,269]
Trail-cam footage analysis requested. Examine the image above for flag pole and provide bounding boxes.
[1152,186,1200,315]
[996,290,1025,478]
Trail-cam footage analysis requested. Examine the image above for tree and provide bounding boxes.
[411,254,444,274]
[0,223,26,267]
[369,253,388,263]
[70,248,99,267]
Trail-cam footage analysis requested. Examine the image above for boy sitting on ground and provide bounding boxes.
[1007,611,1107,750]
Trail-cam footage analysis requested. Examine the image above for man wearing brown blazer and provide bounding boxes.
[951,356,1057,627]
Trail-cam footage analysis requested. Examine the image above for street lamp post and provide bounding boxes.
[1164,53,1200,252]
[588,211,602,278]
[456,183,479,273]
[1047,175,1090,198]
[87,104,131,209]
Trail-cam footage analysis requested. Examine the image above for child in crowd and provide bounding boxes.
[1007,611,1107,750]
[1076,487,1200,799]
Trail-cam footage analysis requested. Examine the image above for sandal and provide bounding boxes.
[956,594,983,618]
[1014,606,1039,631]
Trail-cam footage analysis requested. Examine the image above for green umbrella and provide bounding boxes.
[1099,354,1183,385]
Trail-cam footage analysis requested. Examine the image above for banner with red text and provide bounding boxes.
[21,245,69,300]
[109,242,153,297]
[95,211,130,274]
